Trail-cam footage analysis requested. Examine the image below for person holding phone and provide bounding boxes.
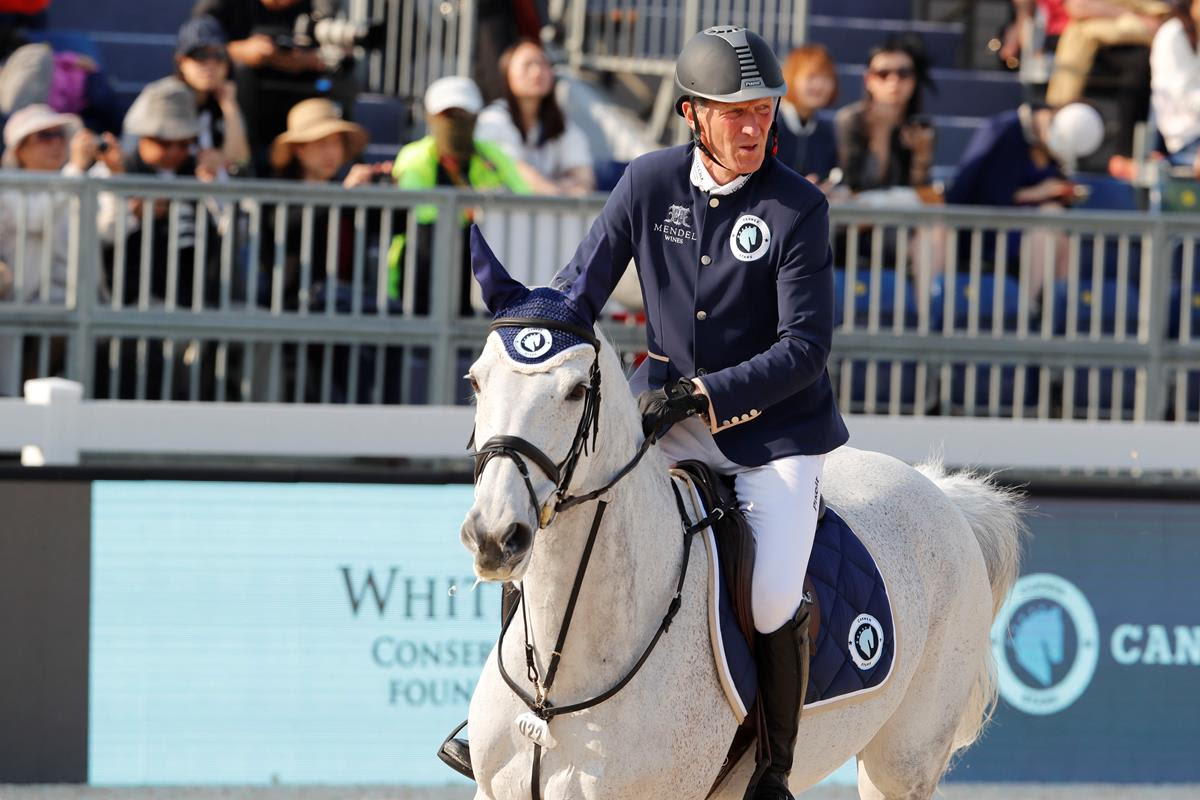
[834,34,937,193]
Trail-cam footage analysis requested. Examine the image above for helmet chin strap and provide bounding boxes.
[688,97,730,173]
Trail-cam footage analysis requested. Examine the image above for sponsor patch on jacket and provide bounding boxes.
[729,214,770,261]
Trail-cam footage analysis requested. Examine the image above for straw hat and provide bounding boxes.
[2,103,81,168]
[270,98,367,171]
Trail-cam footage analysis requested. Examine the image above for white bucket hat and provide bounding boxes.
[2,103,81,168]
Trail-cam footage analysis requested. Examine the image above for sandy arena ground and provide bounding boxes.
[4,785,1198,799]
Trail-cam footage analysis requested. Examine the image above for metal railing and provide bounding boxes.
[349,0,476,100]
[1,170,1198,421]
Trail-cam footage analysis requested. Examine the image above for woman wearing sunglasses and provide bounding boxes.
[834,34,936,193]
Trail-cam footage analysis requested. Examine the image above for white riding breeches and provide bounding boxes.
[659,416,826,634]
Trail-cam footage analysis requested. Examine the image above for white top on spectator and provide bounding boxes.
[1150,17,1200,155]
[476,100,593,180]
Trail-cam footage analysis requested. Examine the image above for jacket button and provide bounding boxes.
[709,197,720,208]
[696,368,707,376]
[696,310,707,321]
[700,255,712,265]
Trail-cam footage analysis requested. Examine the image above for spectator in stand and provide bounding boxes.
[1046,0,1169,108]
[1150,0,1200,177]
[0,41,52,119]
[0,38,124,137]
[0,104,93,304]
[93,77,219,309]
[174,15,251,179]
[193,0,359,175]
[0,104,98,391]
[999,0,1072,66]
[475,38,595,195]
[946,102,1105,296]
[390,76,528,313]
[263,97,389,308]
[776,43,839,186]
[834,35,936,193]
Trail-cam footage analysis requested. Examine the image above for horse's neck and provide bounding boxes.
[518,445,683,701]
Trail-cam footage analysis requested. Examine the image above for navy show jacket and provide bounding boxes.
[552,143,849,467]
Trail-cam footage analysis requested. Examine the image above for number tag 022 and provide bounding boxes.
[514,711,557,749]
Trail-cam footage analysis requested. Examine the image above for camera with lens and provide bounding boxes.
[288,12,387,52]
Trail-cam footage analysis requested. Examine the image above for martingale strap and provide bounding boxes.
[475,313,700,800]
[497,484,699,799]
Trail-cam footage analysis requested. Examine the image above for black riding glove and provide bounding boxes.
[637,377,710,440]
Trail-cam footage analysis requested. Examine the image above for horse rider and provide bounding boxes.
[441,26,848,799]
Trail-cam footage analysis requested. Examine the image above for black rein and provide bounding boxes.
[472,315,701,800]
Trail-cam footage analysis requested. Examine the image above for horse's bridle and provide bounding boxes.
[472,315,654,530]
[470,315,710,800]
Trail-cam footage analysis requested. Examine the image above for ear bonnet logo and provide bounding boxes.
[991,573,1099,715]
[848,613,884,670]
[514,328,553,359]
[729,214,770,262]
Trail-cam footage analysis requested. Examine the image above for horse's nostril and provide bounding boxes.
[500,522,533,557]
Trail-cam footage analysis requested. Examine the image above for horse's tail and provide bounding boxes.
[915,457,1027,751]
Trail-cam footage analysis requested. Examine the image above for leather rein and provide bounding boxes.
[472,316,713,800]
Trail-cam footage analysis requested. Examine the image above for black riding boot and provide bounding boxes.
[747,601,812,800]
[437,583,521,780]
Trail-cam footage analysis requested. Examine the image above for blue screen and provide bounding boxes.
[89,481,495,785]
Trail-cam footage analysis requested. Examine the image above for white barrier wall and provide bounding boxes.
[2,380,1196,474]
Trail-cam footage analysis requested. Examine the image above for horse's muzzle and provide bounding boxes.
[461,517,534,579]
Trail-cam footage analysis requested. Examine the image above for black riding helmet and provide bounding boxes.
[673,26,787,171]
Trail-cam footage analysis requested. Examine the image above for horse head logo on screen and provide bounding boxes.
[991,573,1099,715]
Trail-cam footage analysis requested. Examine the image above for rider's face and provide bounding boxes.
[684,97,776,179]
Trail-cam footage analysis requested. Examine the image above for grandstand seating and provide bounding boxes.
[35,0,1025,171]
[44,0,410,160]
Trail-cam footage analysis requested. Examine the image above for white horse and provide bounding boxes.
[460,286,1025,799]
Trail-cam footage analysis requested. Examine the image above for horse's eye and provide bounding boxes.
[567,383,587,401]
[467,375,480,394]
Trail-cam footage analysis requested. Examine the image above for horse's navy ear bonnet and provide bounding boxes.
[470,225,599,363]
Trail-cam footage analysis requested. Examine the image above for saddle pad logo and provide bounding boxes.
[848,613,884,670]
[729,215,770,262]
[514,328,553,359]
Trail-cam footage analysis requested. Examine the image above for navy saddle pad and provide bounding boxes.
[712,506,896,712]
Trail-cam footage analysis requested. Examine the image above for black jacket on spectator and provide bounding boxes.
[192,0,341,42]
[192,0,356,176]
[258,199,357,311]
[104,151,220,309]
[834,100,926,192]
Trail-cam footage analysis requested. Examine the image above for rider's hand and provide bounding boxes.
[637,378,709,440]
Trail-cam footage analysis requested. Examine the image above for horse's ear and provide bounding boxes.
[557,230,611,326]
[471,224,529,314]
